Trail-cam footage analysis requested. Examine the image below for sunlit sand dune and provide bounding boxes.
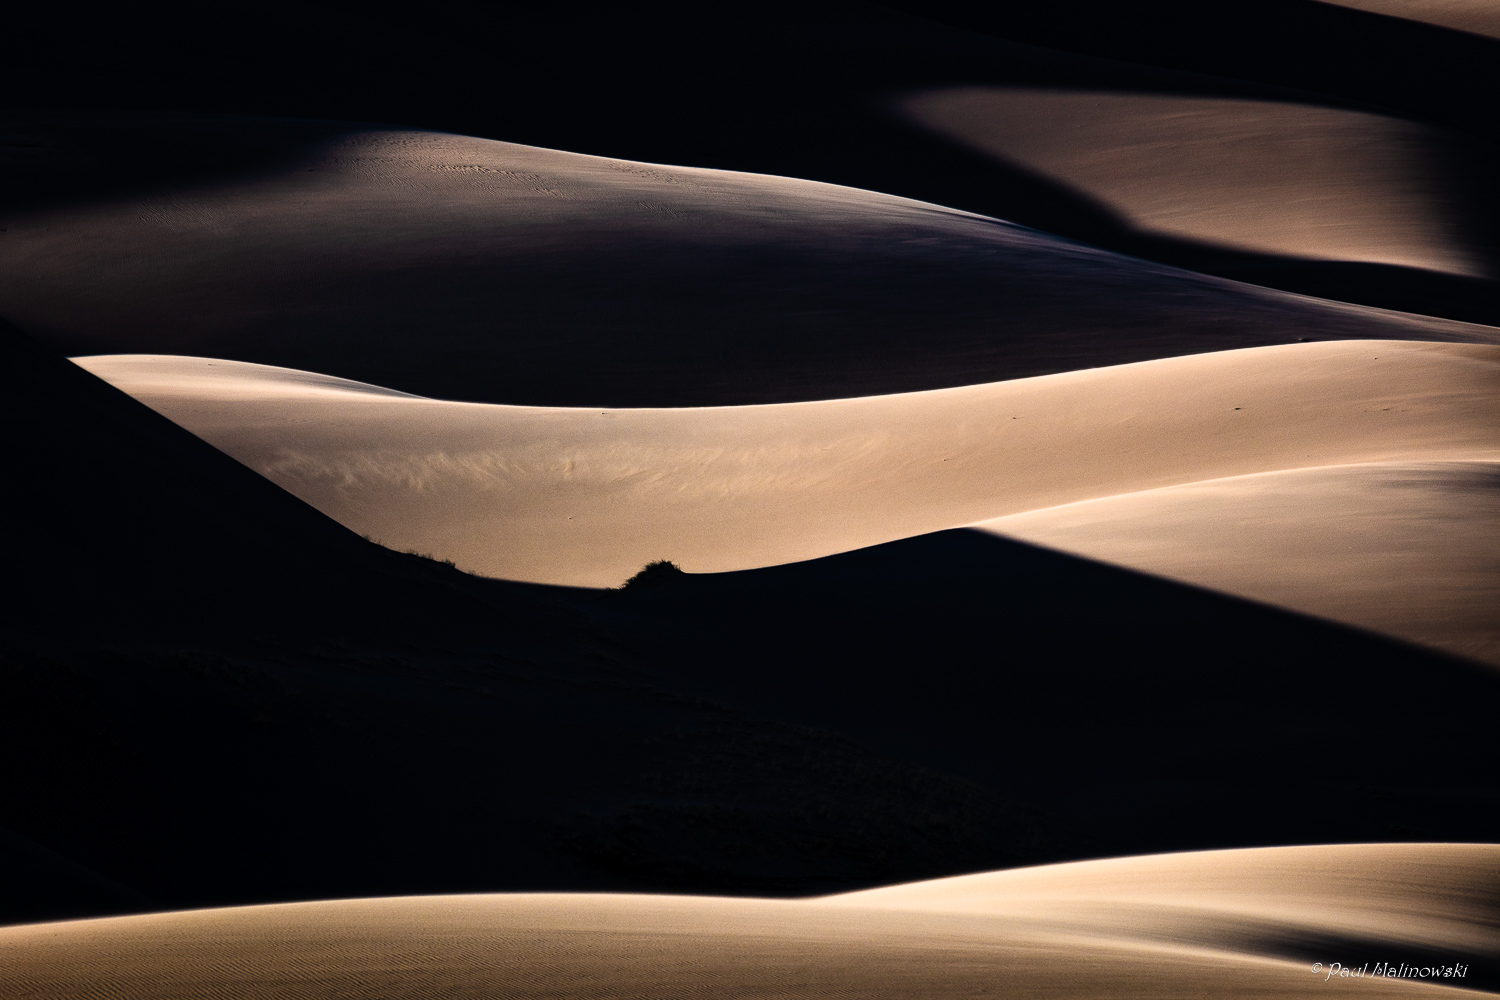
[900,88,1486,275]
[1318,0,1500,39]
[5,120,1495,406]
[78,340,1500,592]
[3,845,1492,1000]
[978,461,1500,664]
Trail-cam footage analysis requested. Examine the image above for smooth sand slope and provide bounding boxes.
[1318,0,1500,39]
[78,340,1500,592]
[978,460,1500,664]
[4,845,1494,1000]
[899,88,1487,276]
[16,321,1500,918]
[6,119,1497,406]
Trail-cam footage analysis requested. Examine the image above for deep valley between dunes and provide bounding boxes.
[5,4,1500,996]
[3,318,1498,928]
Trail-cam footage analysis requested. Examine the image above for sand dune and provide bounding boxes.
[7,120,1497,407]
[16,322,1499,918]
[833,843,1500,961]
[77,340,1500,591]
[1318,0,1500,39]
[3,845,1492,999]
[978,461,1500,664]
[899,88,1487,276]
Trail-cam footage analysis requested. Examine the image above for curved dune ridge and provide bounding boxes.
[1318,0,1500,39]
[976,461,1500,664]
[3,845,1494,999]
[77,340,1500,663]
[898,88,1487,276]
[5,122,1496,407]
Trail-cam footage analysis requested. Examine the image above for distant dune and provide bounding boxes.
[4,844,1494,999]
[78,339,1500,660]
[978,461,1500,664]
[1317,0,1500,39]
[899,88,1486,276]
[6,121,1495,407]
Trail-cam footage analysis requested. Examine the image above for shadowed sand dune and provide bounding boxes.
[899,88,1489,276]
[8,321,1500,921]
[978,461,1500,664]
[77,341,1500,595]
[1318,0,1500,39]
[3,845,1494,999]
[6,121,1497,406]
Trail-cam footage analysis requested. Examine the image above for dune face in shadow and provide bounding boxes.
[76,342,1500,597]
[900,88,1487,276]
[979,461,1500,664]
[3,845,1494,1000]
[1319,0,1500,39]
[9,319,1500,921]
[5,121,1496,406]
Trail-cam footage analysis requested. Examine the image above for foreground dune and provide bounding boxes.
[77,340,1500,594]
[980,460,1500,664]
[6,118,1496,406]
[899,88,1487,276]
[4,845,1493,999]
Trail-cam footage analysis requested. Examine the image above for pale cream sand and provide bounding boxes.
[8,121,1496,407]
[77,341,1500,593]
[976,461,1500,664]
[3,844,1492,999]
[899,88,1485,275]
[1317,0,1500,38]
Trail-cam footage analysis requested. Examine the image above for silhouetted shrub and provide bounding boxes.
[621,559,684,590]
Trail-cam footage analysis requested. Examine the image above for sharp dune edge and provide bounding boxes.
[899,88,1486,276]
[1318,0,1500,39]
[77,340,1500,663]
[4,845,1494,999]
[9,124,1498,407]
[977,460,1500,663]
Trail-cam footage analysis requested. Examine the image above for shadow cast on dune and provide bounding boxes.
[7,2,1500,329]
[2,317,1496,927]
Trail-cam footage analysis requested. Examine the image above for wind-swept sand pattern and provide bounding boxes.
[899,88,1487,275]
[977,461,1500,664]
[77,341,1500,592]
[3,845,1493,1000]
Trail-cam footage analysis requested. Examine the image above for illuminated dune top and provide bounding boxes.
[78,340,1500,588]
[900,87,1486,275]
[978,460,1500,664]
[1318,0,1500,38]
[5,121,1493,406]
[3,845,1493,1000]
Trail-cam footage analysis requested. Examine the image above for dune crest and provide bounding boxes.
[899,87,1485,276]
[7,119,1496,406]
[77,341,1500,593]
[3,844,1493,1000]
[977,460,1500,663]
[1318,0,1500,39]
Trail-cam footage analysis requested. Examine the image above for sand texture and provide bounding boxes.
[899,88,1487,275]
[77,341,1500,594]
[978,460,1500,664]
[3,845,1493,1000]
[5,121,1496,407]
